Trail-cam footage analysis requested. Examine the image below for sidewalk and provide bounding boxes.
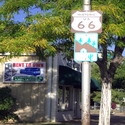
[0,113,124,125]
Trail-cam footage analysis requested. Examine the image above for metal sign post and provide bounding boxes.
[82,1,91,125]
[82,61,91,125]
[71,0,102,124]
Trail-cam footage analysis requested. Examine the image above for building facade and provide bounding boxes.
[0,54,100,122]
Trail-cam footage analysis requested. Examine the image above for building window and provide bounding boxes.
[58,86,72,111]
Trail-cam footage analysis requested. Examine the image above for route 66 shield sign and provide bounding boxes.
[71,11,102,33]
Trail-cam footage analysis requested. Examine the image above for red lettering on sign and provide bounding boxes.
[13,63,24,67]
[13,63,44,67]
[33,63,43,67]
[26,63,32,67]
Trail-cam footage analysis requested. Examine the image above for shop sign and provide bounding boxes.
[3,62,46,83]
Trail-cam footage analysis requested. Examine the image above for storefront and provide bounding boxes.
[56,65,100,121]
[0,54,100,122]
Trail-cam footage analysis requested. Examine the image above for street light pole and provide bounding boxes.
[82,0,91,125]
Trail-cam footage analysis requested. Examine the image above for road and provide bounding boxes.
[62,113,125,125]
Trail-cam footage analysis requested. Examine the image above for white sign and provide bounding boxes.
[4,62,46,83]
[74,33,98,61]
[71,11,102,33]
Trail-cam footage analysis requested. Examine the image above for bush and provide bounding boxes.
[112,89,125,105]
[91,89,125,106]
[0,87,17,121]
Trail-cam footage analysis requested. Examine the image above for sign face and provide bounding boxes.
[4,62,46,83]
[71,11,102,33]
[74,33,98,61]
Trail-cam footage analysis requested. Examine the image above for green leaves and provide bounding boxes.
[113,60,125,89]
[0,0,125,61]
[91,91,101,102]
[112,89,125,104]
[0,0,37,14]
[92,0,125,47]
[107,23,125,37]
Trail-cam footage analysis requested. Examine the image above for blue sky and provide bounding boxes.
[108,45,125,56]
[13,7,42,22]
[13,10,26,22]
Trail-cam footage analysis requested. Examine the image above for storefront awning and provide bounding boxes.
[59,65,101,91]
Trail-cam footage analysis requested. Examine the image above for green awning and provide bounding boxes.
[59,65,101,91]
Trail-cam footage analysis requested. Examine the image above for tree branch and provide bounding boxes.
[96,44,109,79]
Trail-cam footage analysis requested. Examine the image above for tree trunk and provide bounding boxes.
[99,80,112,125]
[97,39,124,125]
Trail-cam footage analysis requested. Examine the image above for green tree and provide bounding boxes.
[92,1,125,125]
[91,62,101,82]
[0,0,125,125]
[112,89,125,105]
[113,59,125,89]
[91,89,125,106]
[0,0,75,60]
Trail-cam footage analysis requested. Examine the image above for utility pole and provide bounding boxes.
[82,0,91,125]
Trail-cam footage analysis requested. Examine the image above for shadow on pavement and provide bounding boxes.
[61,114,125,125]
[110,115,125,125]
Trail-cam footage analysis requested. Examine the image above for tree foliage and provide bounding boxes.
[0,0,125,59]
[113,59,125,89]
[91,62,101,82]
[112,89,125,105]
[0,0,78,60]
[91,89,125,106]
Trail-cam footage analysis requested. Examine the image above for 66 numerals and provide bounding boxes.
[78,21,95,29]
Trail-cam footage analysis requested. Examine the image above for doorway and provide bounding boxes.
[74,88,81,118]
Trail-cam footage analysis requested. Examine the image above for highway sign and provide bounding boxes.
[74,33,98,61]
[71,11,102,33]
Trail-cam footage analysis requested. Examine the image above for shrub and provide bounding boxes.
[0,87,17,121]
[91,89,125,106]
